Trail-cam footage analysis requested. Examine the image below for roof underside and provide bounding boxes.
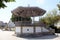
[11,7,46,17]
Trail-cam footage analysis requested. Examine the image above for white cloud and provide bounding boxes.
[36,0,45,4]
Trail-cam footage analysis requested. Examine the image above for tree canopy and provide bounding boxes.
[40,9,60,26]
[11,15,32,22]
[0,0,15,8]
[57,2,60,10]
[40,2,60,26]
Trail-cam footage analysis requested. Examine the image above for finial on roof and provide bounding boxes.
[28,4,30,7]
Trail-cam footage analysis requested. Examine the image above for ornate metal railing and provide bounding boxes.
[15,21,32,26]
[14,21,46,26]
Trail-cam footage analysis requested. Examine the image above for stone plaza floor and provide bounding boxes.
[0,29,60,40]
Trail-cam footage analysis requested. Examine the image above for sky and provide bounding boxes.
[0,0,60,23]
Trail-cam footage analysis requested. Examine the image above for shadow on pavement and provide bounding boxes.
[14,34,58,39]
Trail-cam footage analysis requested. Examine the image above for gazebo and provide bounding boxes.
[11,6,54,37]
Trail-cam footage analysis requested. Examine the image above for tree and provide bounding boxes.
[0,0,15,8]
[40,10,60,26]
[57,2,60,10]
[11,15,32,22]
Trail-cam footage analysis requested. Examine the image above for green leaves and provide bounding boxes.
[57,3,60,10]
[40,9,60,26]
[0,0,15,8]
[11,15,32,22]
[0,2,6,8]
[4,0,15,2]
[40,15,60,26]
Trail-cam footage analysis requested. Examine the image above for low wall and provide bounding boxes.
[15,26,49,34]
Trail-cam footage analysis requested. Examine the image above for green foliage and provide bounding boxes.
[57,2,60,10]
[0,0,15,8]
[11,15,32,22]
[40,10,60,26]
[41,15,60,26]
